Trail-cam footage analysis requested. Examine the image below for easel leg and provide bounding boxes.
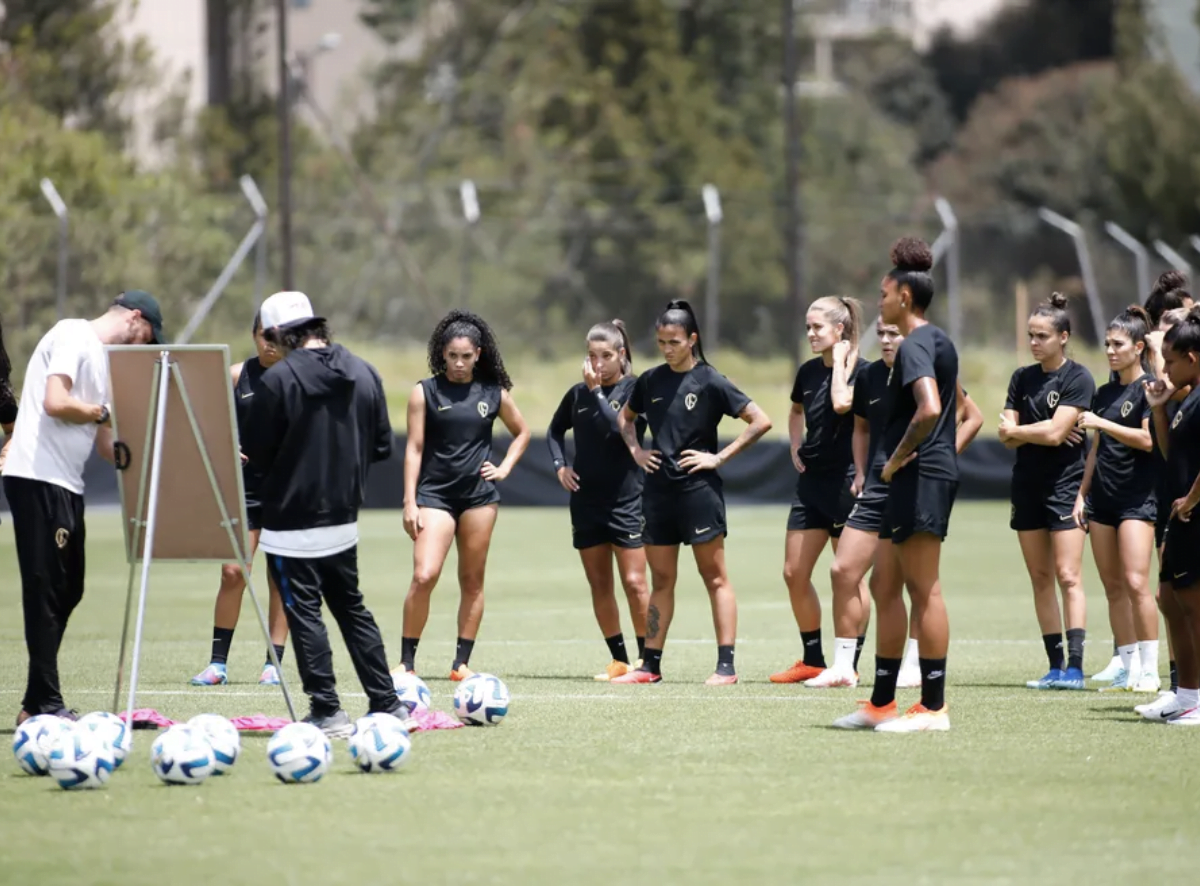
[111,560,139,714]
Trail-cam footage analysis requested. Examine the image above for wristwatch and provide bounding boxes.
[96,405,110,425]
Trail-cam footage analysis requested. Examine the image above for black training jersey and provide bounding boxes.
[1165,387,1200,504]
[1090,375,1155,506]
[852,359,891,489]
[882,324,959,482]
[416,375,502,501]
[626,362,751,492]
[1005,360,1094,477]
[1153,397,1182,506]
[791,356,869,476]
[547,376,644,502]
[234,356,268,505]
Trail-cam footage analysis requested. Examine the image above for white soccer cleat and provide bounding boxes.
[874,703,950,733]
[896,665,922,689]
[1130,671,1162,694]
[1091,656,1123,682]
[804,666,858,688]
[1167,706,1200,727]
[1137,691,1183,722]
[1098,668,1131,692]
[831,701,898,730]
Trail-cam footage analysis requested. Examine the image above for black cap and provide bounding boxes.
[114,290,165,344]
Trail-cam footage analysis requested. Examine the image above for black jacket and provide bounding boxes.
[243,344,392,532]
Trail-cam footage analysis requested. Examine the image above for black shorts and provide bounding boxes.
[1010,472,1081,532]
[1160,519,1200,588]
[786,471,856,537]
[642,483,726,547]
[878,469,957,545]
[1087,494,1156,529]
[1156,500,1171,549]
[845,488,887,534]
[570,496,644,550]
[246,504,263,532]
[416,488,501,520]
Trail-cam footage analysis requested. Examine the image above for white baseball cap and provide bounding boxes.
[260,291,324,330]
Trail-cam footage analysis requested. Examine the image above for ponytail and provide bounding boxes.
[810,295,863,348]
[586,319,634,376]
[1163,304,1200,356]
[1107,304,1151,374]
[656,299,707,365]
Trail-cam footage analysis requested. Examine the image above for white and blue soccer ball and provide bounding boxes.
[349,713,412,773]
[266,722,332,784]
[47,727,115,790]
[391,672,432,714]
[78,711,132,770]
[12,714,75,776]
[452,673,510,727]
[151,725,216,786]
[187,714,240,775]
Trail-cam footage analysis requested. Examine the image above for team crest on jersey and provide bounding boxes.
[610,399,620,411]
[1046,391,1060,410]
[477,401,489,418]
[1173,410,1184,429]
[684,393,698,411]
[1120,400,1133,418]
[55,528,69,549]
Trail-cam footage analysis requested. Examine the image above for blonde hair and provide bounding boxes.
[810,296,864,348]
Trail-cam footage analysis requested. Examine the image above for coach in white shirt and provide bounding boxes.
[2,291,164,726]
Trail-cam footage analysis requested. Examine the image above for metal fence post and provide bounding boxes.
[702,184,722,352]
[1037,208,1106,343]
[240,175,269,309]
[1104,221,1151,299]
[930,197,961,342]
[39,179,69,320]
[1154,240,1193,282]
[460,180,480,308]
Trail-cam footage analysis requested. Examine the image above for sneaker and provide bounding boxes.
[610,668,662,684]
[450,665,475,682]
[1091,655,1123,682]
[190,663,228,686]
[16,707,77,727]
[769,661,825,684]
[259,664,281,686]
[704,673,738,686]
[302,709,354,739]
[875,702,951,733]
[896,665,922,689]
[1167,706,1200,726]
[1135,690,1176,717]
[389,663,417,677]
[1130,671,1162,694]
[1051,667,1086,690]
[1138,691,1184,722]
[805,666,858,688]
[1026,669,1064,690]
[832,700,898,730]
[1098,668,1131,692]
[594,660,632,682]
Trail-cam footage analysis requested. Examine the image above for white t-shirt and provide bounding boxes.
[1,320,108,495]
[260,523,358,559]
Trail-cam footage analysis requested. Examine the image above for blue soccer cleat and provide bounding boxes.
[1052,667,1086,690]
[190,663,228,686]
[1025,669,1064,690]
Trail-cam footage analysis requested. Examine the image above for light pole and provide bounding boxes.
[39,178,68,320]
[460,180,480,308]
[275,0,293,290]
[783,0,803,364]
[701,184,722,352]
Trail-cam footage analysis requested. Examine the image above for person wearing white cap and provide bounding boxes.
[242,291,405,736]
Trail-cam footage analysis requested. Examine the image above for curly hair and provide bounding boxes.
[886,236,935,310]
[427,310,513,390]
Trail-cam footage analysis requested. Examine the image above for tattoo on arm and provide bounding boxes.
[647,604,660,640]
[890,378,939,463]
[619,408,640,452]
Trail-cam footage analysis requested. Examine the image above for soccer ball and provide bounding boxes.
[47,727,115,790]
[187,714,241,775]
[392,672,432,714]
[151,725,216,786]
[349,714,412,773]
[452,673,510,726]
[78,712,132,770]
[12,714,75,776]
[266,723,332,784]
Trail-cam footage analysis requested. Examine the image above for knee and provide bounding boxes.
[620,569,648,595]
[409,567,441,594]
[1054,565,1081,591]
[698,566,728,595]
[458,573,485,596]
[220,564,246,591]
[649,567,674,592]
[1124,571,1149,598]
[830,560,856,592]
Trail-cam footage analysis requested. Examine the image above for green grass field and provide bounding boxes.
[0,504,1192,885]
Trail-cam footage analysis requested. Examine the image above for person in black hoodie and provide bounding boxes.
[243,291,403,737]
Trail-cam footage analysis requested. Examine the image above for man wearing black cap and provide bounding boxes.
[2,291,165,725]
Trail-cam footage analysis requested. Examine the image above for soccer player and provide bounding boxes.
[2,291,164,725]
[1072,307,1159,693]
[769,296,869,687]
[190,311,291,687]
[610,299,772,685]
[392,310,531,681]
[833,237,959,732]
[999,292,1095,691]
[1141,306,1200,725]
[244,291,404,737]
[1,315,15,470]
[547,320,650,681]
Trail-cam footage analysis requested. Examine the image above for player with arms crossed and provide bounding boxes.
[833,238,958,732]
[610,300,772,685]
[190,311,290,686]
[548,320,650,681]
[392,310,531,681]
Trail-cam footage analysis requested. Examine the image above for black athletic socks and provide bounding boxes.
[452,637,475,671]
[1042,633,1065,671]
[853,635,866,672]
[715,645,735,676]
[800,630,827,668]
[401,637,420,670]
[1170,659,1179,693]
[641,648,664,675]
[870,657,902,709]
[266,643,286,666]
[1066,628,1085,672]
[919,657,947,711]
[605,633,630,665]
[636,635,646,659]
[211,627,234,665]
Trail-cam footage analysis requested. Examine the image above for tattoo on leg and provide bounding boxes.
[647,604,660,639]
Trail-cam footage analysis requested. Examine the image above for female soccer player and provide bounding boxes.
[547,320,650,681]
[1142,307,1200,725]
[392,310,531,680]
[833,237,959,732]
[770,296,869,687]
[0,315,15,468]
[610,300,772,685]
[1071,307,1158,693]
[191,311,290,686]
[998,292,1095,691]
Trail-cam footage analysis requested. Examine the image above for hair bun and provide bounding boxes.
[1049,291,1069,309]
[1158,270,1187,294]
[611,318,626,331]
[889,237,933,273]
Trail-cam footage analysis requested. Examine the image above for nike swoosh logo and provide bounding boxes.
[629,533,641,540]
[832,522,845,529]
[652,398,663,403]
[803,390,812,396]
[695,526,711,534]
[240,392,253,399]
[577,408,589,413]
[1175,572,1187,580]
[1060,514,1075,521]
[438,405,452,411]
[869,398,881,405]
[892,526,903,533]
